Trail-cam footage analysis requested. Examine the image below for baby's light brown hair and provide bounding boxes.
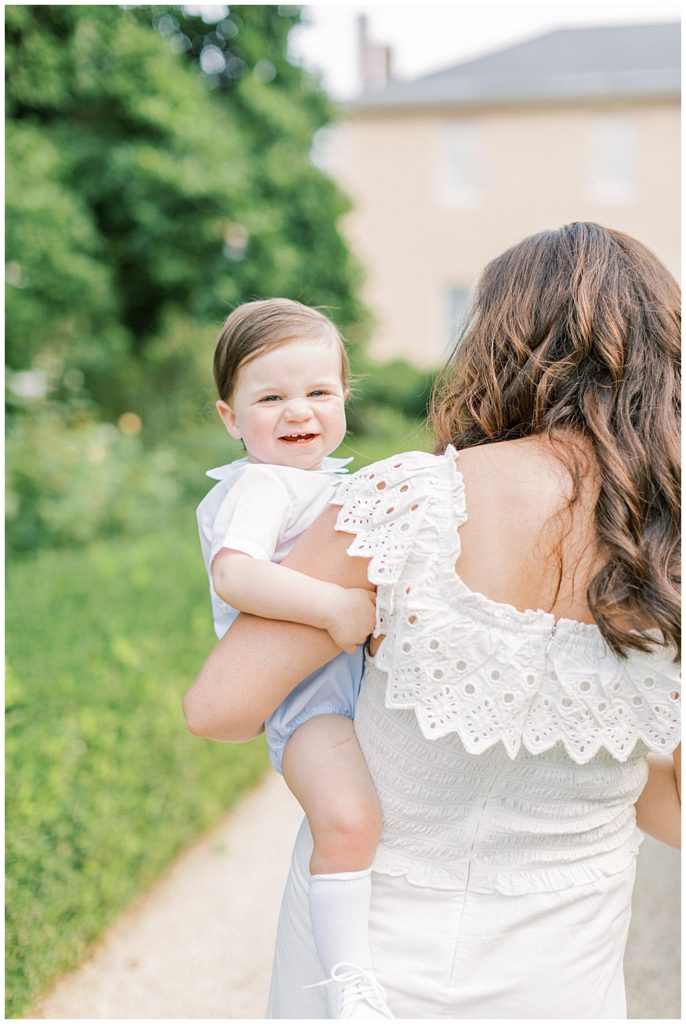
[214,298,350,402]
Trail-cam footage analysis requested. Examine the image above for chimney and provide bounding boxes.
[384,45,393,84]
[357,14,394,94]
[357,14,369,93]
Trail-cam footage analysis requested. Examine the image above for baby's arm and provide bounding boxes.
[212,550,375,653]
[185,506,373,741]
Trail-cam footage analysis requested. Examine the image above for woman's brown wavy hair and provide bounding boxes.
[431,222,680,659]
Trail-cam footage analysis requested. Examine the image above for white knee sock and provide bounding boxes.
[308,869,373,975]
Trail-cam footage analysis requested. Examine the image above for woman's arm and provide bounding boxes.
[183,506,373,742]
[634,745,681,848]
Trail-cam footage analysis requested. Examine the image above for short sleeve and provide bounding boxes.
[332,447,464,635]
[210,465,291,564]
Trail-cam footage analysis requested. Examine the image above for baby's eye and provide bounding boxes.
[308,390,328,397]
[260,394,281,402]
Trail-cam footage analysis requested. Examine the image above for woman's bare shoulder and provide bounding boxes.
[452,435,599,617]
[455,435,581,520]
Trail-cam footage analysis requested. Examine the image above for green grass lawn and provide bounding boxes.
[5,415,433,1017]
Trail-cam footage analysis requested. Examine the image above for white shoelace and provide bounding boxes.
[304,961,394,1018]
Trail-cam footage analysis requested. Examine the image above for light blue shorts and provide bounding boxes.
[264,646,365,774]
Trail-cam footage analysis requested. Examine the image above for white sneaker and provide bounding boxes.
[306,961,395,1019]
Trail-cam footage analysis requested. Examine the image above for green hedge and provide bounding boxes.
[348,357,436,430]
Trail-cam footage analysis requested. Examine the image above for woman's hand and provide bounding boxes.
[183,506,373,742]
[326,587,376,653]
[634,745,681,848]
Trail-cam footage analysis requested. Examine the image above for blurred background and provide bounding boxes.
[5,3,680,1018]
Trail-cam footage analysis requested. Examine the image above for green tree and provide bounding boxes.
[6,4,250,413]
[6,4,365,422]
[138,5,365,331]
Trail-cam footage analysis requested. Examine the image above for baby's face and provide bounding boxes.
[217,337,347,470]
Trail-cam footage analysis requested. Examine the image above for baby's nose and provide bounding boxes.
[284,399,313,421]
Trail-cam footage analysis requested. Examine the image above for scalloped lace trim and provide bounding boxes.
[334,447,681,765]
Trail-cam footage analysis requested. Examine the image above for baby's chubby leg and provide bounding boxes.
[282,714,383,983]
[281,713,382,874]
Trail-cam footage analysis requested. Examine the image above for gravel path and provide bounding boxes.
[29,773,679,1019]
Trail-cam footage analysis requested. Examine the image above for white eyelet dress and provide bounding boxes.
[266,448,681,1020]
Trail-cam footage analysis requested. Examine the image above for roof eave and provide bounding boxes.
[342,87,680,116]
[343,68,681,115]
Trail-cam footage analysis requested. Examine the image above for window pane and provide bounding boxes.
[446,286,472,351]
[435,121,480,209]
[588,114,637,205]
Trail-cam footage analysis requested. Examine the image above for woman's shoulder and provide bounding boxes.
[455,436,580,506]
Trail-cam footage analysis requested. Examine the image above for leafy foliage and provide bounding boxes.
[7,4,250,386]
[136,5,366,331]
[349,357,435,433]
[5,401,182,552]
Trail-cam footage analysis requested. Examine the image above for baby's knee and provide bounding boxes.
[333,797,382,845]
[312,796,382,866]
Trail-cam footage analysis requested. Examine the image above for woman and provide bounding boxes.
[184,223,680,1019]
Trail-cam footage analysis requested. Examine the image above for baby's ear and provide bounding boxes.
[216,400,241,440]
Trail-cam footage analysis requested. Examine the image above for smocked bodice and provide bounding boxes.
[356,662,647,894]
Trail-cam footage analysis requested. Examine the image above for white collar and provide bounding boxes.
[205,455,353,482]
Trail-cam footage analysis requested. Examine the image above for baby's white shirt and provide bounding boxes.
[196,455,353,639]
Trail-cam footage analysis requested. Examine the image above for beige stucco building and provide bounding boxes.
[329,23,680,366]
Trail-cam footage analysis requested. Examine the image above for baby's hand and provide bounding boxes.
[327,588,377,653]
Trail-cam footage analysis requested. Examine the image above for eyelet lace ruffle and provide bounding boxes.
[333,448,680,766]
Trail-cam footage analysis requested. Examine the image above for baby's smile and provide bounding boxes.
[279,432,319,444]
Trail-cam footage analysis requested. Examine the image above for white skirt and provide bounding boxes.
[267,819,636,1019]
